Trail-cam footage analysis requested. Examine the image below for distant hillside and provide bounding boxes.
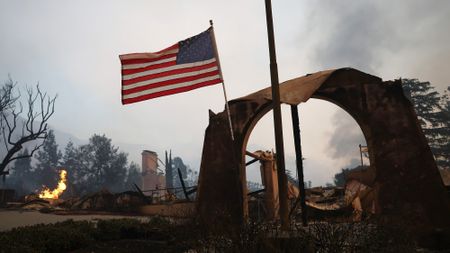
[0,116,147,169]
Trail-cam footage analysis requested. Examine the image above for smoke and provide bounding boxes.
[328,110,365,161]
[302,0,450,165]
[304,0,450,76]
[308,2,384,73]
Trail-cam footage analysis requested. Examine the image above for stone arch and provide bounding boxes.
[196,68,450,238]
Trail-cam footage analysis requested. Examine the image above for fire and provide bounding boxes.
[38,170,67,199]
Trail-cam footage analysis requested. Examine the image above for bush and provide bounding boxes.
[0,217,418,253]
[0,220,94,253]
[0,218,177,253]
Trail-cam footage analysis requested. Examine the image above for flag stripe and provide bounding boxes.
[123,70,220,95]
[122,61,219,86]
[120,50,177,65]
[122,58,217,80]
[122,54,177,70]
[122,61,177,76]
[123,74,221,99]
[119,44,178,63]
[122,78,222,104]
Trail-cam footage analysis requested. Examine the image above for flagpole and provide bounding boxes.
[209,20,235,141]
[264,0,289,229]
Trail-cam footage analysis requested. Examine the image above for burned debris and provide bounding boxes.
[197,68,450,247]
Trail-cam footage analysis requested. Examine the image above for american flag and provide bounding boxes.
[120,28,223,105]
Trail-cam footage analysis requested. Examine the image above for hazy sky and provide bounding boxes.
[1,1,449,186]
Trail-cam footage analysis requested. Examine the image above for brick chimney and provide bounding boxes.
[141,150,165,190]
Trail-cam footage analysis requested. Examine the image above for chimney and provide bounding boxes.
[141,150,161,190]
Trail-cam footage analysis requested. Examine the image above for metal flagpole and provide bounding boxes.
[209,20,235,141]
[264,0,290,229]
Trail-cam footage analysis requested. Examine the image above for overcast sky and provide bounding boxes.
[1,0,449,186]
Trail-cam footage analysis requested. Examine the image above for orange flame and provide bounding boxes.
[38,170,67,199]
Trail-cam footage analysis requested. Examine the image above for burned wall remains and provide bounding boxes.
[196,68,450,240]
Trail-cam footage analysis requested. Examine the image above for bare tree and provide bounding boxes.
[0,78,17,113]
[0,78,57,179]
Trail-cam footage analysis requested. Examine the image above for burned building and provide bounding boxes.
[196,67,450,243]
[141,150,165,191]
